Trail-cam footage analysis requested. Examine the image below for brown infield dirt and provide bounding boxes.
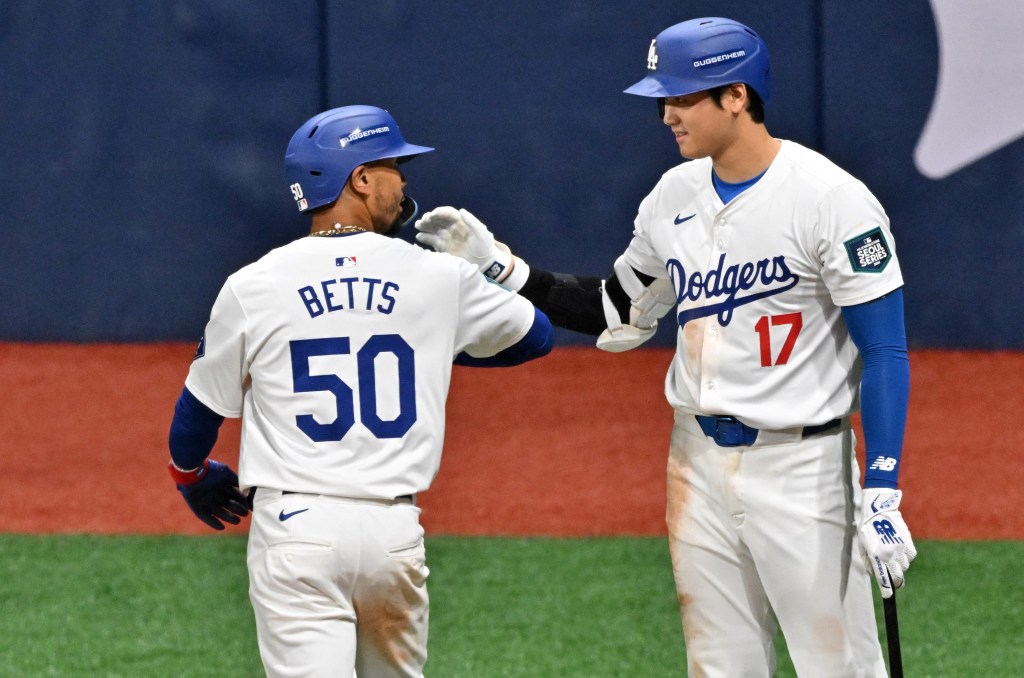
[0,343,1020,540]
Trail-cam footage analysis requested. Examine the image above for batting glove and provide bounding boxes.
[168,459,249,531]
[415,207,515,282]
[859,488,917,598]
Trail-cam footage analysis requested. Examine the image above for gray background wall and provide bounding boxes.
[2,1,1020,347]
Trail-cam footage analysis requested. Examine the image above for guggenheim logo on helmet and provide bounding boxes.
[338,126,391,148]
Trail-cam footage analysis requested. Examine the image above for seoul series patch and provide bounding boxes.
[844,227,892,273]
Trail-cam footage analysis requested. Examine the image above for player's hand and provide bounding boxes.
[168,459,249,531]
[414,207,514,280]
[858,488,917,598]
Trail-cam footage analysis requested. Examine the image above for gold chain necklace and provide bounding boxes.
[309,224,367,237]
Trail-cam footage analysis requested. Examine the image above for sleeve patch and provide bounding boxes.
[192,333,206,361]
[844,227,892,273]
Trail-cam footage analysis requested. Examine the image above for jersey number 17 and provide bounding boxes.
[754,312,803,367]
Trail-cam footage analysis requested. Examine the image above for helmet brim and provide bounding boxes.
[390,143,435,164]
[624,72,702,98]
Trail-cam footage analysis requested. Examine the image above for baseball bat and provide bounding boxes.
[883,589,903,678]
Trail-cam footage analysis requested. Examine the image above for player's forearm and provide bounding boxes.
[168,387,225,470]
[859,346,910,488]
[841,290,910,489]
[454,308,554,367]
[518,267,609,335]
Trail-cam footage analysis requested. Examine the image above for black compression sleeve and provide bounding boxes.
[518,267,608,336]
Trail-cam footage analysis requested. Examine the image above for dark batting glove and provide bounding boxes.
[168,459,249,531]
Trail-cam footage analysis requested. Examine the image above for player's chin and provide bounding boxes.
[677,143,707,161]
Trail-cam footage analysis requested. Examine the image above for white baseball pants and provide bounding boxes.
[666,411,887,677]
[247,489,429,678]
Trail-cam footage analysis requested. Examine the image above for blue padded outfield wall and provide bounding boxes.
[2,1,1022,347]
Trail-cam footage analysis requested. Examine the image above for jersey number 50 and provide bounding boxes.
[290,336,416,442]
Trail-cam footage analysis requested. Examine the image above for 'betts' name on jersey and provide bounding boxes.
[298,276,400,317]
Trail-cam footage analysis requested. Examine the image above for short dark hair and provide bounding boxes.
[708,83,765,124]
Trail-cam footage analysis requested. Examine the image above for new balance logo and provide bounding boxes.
[483,261,506,280]
[869,456,898,471]
[873,519,903,544]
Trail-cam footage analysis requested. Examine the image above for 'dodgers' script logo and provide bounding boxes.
[666,253,799,327]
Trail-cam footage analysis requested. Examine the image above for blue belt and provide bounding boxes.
[695,415,841,447]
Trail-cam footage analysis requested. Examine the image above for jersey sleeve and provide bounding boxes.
[183,280,248,418]
[622,183,671,279]
[817,181,904,306]
[452,260,537,358]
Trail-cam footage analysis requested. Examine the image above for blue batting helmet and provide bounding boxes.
[624,18,771,103]
[284,105,434,213]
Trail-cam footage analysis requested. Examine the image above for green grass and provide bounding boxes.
[0,536,1020,676]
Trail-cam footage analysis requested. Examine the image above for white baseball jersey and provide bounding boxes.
[185,231,536,498]
[623,140,903,429]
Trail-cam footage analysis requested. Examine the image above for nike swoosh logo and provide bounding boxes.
[674,213,696,224]
[278,508,309,521]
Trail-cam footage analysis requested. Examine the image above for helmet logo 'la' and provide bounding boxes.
[647,39,658,70]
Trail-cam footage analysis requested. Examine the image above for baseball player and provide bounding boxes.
[415,18,916,677]
[165,105,553,677]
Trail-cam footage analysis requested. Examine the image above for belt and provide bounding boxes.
[695,415,841,448]
[281,490,415,504]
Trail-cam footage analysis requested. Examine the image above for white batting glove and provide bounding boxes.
[859,488,917,598]
[415,207,515,282]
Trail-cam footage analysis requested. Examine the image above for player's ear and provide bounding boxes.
[347,165,374,197]
[725,83,748,114]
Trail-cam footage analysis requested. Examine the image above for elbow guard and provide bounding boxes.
[596,256,676,352]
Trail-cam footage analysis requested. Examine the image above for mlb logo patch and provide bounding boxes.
[336,256,358,267]
[844,227,892,273]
